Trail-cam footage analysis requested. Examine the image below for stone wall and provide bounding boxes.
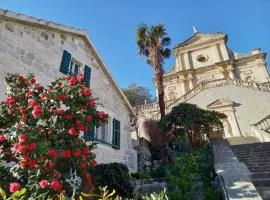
[187,85,270,136]
[0,16,137,172]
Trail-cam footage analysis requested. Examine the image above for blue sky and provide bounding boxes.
[0,0,269,96]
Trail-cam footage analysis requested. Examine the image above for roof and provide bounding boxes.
[174,32,227,49]
[0,9,136,115]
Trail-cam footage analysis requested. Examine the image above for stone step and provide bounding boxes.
[256,187,270,200]
[248,167,270,173]
[250,172,270,180]
[252,179,270,187]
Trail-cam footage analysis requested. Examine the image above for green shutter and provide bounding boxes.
[84,65,91,86]
[85,123,95,141]
[112,118,120,149]
[60,50,71,74]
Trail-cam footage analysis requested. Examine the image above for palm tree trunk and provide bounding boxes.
[155,66,166,117]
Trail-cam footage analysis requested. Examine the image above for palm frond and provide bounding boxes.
[162,48,171,59]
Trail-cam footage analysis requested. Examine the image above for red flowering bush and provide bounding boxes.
[0,73,108,199]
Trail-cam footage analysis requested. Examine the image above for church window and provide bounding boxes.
[197,54,208,63]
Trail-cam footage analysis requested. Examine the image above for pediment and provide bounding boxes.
[207,99,234,109]
[174,33,227,50]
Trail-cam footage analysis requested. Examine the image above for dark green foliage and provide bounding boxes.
[89,162,134,198]
[122,84,153,107]
[166,144,222,200]
[131,171,152,179]
[159,103,227,150]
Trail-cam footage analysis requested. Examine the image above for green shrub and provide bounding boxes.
[166,144,222,200]
[131,171,152,180]
[151,165,167,179]
[89,162,133,198]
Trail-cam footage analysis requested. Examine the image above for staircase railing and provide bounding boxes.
[253,114,270,132]
[136,79,270,116]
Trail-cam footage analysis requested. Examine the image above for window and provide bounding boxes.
[69,59,82,76]
[84,118,120,150]
[95,122,110,144]
[196,54,208,63]
[59,50,91,86]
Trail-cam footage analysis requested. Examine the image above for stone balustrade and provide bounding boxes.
[136,78,270,119]
[254,115,270,132]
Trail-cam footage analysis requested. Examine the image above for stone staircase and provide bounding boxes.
[231,138,270,199]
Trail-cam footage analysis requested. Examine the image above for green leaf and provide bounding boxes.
[0,188,6,200]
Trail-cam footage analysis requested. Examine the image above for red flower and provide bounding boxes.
[41,92,50,100]
[48,148,58,158]
[18,144,27,154]
[7,109,13,115]
[29,100,38,108]
[19,160,27,169]
[65,114,73,120]
[5,96,16,106]
[98,111,106,119]
[62,149,71,158]
[9,182,21,193]
[82,147,90,155]
[26,92,33,98]
[19,106,26,114]
[0,135,6,142]
[82,88,91,96]
[48,129,53,135]
[73,149,81,157]
[28,159,38,168]
[32,106,42,119]
[75,120,81,127]
[91,160,97,166]
[57,95,63,102]
[36,84,41,91]
[68,77,77,86]
[77,73,84,81]
[19,134,27,143]
[68,127,77,136]
[50,179,62,192]
[57,109,64,115]
[29,78,36,84]
[56,82,62,87]
[88,99,95,109]
[86,115,93,122]
[22,115,27,123]
[18,76,24,82]
[28,143,37,151]
[40,180,48,189]
[84,171,92,184]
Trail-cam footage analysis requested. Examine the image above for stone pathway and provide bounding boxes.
[212,139,262,200]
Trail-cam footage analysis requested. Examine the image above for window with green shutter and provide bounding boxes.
[84,65,91,86]
[112,118,120,149]
[84,123,95,141]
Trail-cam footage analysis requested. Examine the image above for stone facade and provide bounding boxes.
[160,32,269,102]
[137,30,270,142]
[0,9,137,172]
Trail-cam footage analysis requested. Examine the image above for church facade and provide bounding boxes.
[138,30,270,141]
[0,9,137,172]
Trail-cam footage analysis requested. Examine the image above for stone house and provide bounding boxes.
[0,9,137,173]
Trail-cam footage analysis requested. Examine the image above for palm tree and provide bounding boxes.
[136,24,171,117]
